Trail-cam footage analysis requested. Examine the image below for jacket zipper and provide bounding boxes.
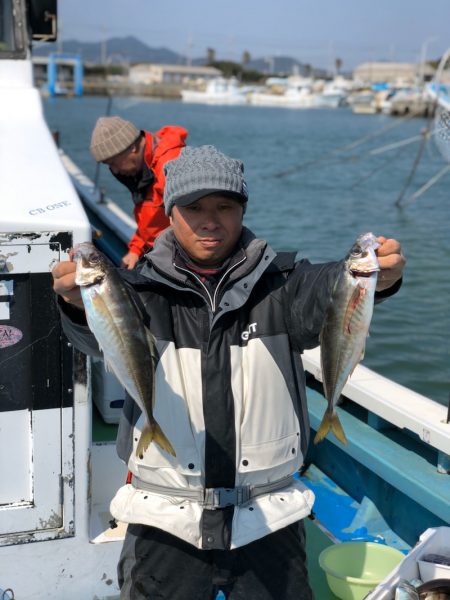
[174,255,247,313]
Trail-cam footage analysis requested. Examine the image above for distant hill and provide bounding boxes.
[32,36,186,65]
[32,35,323,76]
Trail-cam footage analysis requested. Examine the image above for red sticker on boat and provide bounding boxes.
[0,325,23,348]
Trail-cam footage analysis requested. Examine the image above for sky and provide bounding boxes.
[57,0,449,71]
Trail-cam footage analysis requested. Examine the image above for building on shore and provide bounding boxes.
[353,62,435,86]
[129,64,222,86]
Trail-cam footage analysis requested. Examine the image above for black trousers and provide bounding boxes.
[118,520,314,600]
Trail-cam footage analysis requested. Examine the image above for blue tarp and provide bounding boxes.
[371,82,390,91]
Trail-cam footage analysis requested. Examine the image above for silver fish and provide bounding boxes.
[315,232,380,445]
[73,242,175,458]
[395,579,420,600]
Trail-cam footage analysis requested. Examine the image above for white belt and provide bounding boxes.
[132,474,294,510]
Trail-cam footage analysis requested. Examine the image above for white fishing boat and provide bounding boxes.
[250,77,349,110]
[381,87,435,117]
[348,90,378,114]
[314,86,347,108]
[314,79,349,108]
[181,76,250,105]
[0,2,449,599]
[249,77,318,109]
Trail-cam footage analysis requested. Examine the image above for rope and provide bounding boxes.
[272,111,418,179]
[394,132,429,207]
[351,130,433,189]
[369,130,434,156]
[349,145,407,190]
[401,163,450,206]
[394,100,438,208]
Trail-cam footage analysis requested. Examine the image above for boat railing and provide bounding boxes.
[59,149,135,247]
[302,347,450,461]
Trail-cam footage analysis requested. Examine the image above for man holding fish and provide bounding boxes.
[52,145,405,600]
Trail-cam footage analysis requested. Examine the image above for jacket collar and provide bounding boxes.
[142,227,267,282]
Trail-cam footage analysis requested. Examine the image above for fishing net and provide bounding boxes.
[396,59,450,207]
[433,103,450,163]
[431,53,450,164]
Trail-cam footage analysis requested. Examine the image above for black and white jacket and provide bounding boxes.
[60,227,353,550]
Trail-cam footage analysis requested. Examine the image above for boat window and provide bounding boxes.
[0,0,27,58]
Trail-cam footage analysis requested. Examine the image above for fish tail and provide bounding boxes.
[135,419,176,459]
[314,409,348,445]
[151,418,176,457]
[136,422,153,459]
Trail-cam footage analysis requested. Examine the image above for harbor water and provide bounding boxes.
[43,96,450,405]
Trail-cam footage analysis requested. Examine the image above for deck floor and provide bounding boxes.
[305,517,340,599]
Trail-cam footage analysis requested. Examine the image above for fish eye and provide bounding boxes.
[350,244,363,257]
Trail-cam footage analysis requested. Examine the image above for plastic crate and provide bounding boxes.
[365,527,450,599]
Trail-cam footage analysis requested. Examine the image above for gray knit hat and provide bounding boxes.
[90,116,141,162]
[163,145,248,215]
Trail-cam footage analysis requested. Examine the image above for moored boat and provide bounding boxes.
[249,76,318,108]
[181,76,250,105]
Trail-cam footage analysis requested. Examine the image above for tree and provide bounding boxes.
[206,47,216,65]
[209,60,263,83]
[335,57,342,75]
[303,63,312,78]
[211,60,241,78]
[241,50,251,66]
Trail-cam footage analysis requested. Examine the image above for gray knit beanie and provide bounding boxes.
[163,145,248,215]
[90,116,141,162]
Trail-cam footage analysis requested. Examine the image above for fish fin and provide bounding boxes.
[314,409,348,445]
[135,419,176,459]
[348,343,367,380]
[145,329,159,363]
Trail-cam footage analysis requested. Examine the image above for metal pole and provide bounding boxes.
[93,94,114,195]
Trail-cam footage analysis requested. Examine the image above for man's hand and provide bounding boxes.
[121,251,140,270]
[375,236,406,292]
[52,261,84,310]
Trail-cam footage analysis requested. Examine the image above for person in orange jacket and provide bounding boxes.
[90,116,188,269]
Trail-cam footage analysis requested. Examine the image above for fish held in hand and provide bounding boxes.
[73,242,175,458]
[315,232,380,445]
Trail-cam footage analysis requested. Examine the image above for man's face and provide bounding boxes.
[102,142,142,177]
[170,194,244,267]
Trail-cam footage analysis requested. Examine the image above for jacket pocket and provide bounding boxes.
[238,432,300,473]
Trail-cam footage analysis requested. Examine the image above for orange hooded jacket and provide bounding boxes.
[127,126,188,257]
